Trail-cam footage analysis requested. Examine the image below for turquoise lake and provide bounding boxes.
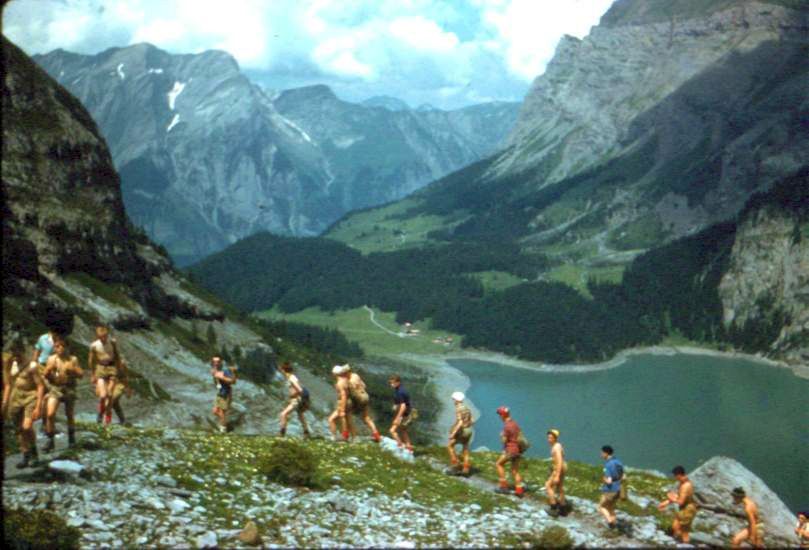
[449,354,809,511]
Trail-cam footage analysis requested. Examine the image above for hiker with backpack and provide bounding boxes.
[447,391,474,476]
[598,445,625,530]
[279,362,311,438]
[42,337,83,451]
[3,338,46,469]
[388,375,414,453]
[495,406,527,496]
[345,365,381,443]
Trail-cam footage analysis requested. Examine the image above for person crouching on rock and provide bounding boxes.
[657,465,698,544]
[495,406,525,497]
[796,510,809,548]
[89,324,123,425]
[447,391,474,476]
[731,487,764,548]
[43,337,83,451]
[211,356,236,433]
[388,375,414,453]
[3,339,45,468]
[545,429,569,516]
[279,362,310,438]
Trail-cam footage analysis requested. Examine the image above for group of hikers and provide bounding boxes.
[268,365,808,548]
[4,330,808,548]
[2,325,130,468]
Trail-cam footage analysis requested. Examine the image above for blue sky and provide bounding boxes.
[4,0,615,109]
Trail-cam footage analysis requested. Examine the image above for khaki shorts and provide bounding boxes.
[450,427,473,446]
[676,503,698,530]
[500,450,522,463]
[9,390,37,428]
[599,491,620,511]
[112,382,126,400]
[214,395,231,412]
[48,384,77,405]
[349,397,369,416]
[96,364,118,380]
[290,395,309,413]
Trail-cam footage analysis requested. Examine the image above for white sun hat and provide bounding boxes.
[451,391,465,402]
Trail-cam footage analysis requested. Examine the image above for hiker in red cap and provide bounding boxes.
[494,406,527,497]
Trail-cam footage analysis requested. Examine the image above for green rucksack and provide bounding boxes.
[517,432,531,453]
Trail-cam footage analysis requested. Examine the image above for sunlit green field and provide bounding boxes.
[325,198,462,254]
[258,306,463,357]
[543,264,625,297]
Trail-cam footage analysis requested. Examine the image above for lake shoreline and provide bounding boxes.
[399,344,809,444]
[402,344,809,379]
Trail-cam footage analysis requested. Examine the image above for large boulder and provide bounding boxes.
[690,456,795,542]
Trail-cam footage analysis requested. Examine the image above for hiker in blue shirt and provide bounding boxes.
[598,445,624,529]
[388,375,414,453]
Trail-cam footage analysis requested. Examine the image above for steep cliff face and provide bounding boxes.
[339,0,807,266]
[34,43,333,265]
[718,169,809,363]
[1,36,337,433]
[274,85,519,212]
[33,45,518,264]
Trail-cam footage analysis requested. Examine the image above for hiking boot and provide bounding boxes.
[371,431,381,443]
[341,431,350,442]
[444,465,462,476]
[302,430,311,439]
[515,486,525,498]
[494,486,512,495]
[546,505,560,517]
[104,411,113,425]
[68,431,76,448]
[43,436,55,453]
[559,502,572,516]
[96,412,103,424]
[279,427,286,437]
[16,451,32,469]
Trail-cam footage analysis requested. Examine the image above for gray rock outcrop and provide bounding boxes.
[690,455,797,542]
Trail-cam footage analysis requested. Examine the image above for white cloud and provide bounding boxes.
[3,0,616,108]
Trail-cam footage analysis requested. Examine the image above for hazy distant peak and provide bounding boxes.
[360,95,410,111]
[276,84,337,104]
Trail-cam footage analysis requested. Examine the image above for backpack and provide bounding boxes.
[517,432,531,453]
[613,459,628,500]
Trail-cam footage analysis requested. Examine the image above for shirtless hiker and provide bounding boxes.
[329,364,353,441]
[42,338,83,451]
[3,340,45,468]
[658,465,698,544]
[211,356,236,433]
[796,510,809,548]
[279,362,310,438]
[545,429,569,516]
[731,487,764,548]
[495,406,526,497]
[88,325,123,425]
[447,391,474,476]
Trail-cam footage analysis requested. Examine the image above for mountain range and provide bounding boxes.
[190,0,808,365]
[32,46,519,265]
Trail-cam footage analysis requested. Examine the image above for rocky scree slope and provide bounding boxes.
[2,35,336,434]
[2,426,800,548]
[33,44,519,265]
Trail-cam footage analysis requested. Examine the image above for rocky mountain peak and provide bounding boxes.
[276,83,338,105]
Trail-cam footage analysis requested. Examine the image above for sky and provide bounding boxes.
[3,0,615,109]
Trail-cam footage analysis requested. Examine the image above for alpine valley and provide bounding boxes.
[190,0,809,366]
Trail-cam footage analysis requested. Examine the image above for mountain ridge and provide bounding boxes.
[32,44,519,265]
